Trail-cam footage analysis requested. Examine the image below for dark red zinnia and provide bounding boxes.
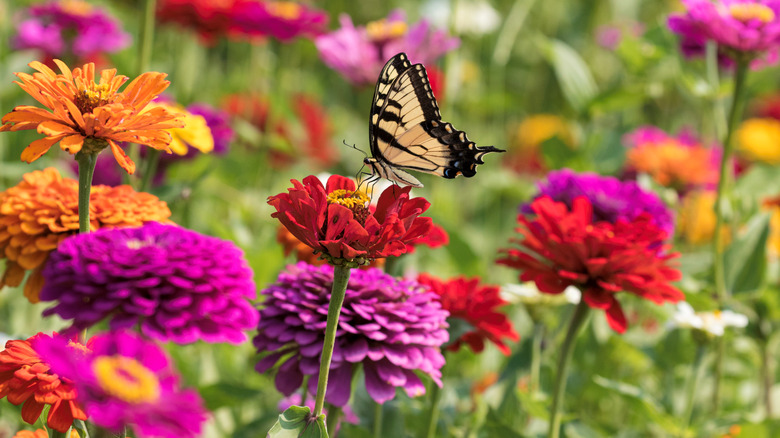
[417,274,519,355]
[268,174,434,264]
[497,196,684,333]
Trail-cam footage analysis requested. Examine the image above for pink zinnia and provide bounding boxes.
[668,0,780,67]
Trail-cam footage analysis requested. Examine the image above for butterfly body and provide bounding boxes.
[365,52,504,188]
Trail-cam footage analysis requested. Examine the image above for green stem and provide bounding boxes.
[49,429,69,438]
[326,404,343,437]
[139,149,161,193]
[530,322,545,396]
[712,59,749,303]
[76,152,98,234]
[373,401,384,438]
[547,300,591,438]
[424,381,442,438]
[137,0,157,74]
[681,344,707,435]
[713,335,725,413]
[762,340,774,417]
[313,264,351,418]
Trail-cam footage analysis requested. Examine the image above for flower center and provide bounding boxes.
[74,83,112,114]
[92,356,161,404]
[366,19,408,42]
[327,189,370,223]
[729,3,775,23]
[266,2,303,20]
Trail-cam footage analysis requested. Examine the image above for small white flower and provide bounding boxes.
[421,0,501,36]
[669,302,748,337]
[501,282,580,306]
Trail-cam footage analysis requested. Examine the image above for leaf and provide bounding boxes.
[592,376,679,433]
[444,318,476,349]
[539,38,598,112]
[539,136,578,170]
[199,382,263,411]
[724,212,771,295]
[267,405,328,438]
[482,407,526,438]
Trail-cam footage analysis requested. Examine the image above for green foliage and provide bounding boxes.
[268,406,328,438]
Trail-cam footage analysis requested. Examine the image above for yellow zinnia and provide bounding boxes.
[150,103,214,156]
[736,118,780,165]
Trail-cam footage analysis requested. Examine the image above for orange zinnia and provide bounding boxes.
[0,60,183,174]
[0,334,87,433]
[0,168,173,302]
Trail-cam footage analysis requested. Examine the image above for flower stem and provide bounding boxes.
[49,430,69,438]
[373,401,384,438]
[681,344,706,435]
[326,404,343,437]
[530,322,545,396]
[761,339,774,417]
[313,264,351,418]
[425,380,442,438]
[76,151,98,234]
[547,300,590,438]
[138,0,157,74]
[712,59,749,303]
[139,149,161,193]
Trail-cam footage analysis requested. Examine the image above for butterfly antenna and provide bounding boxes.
[342,140,368,159]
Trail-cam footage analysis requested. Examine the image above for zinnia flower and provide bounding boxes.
[12,0,131,63]
[678,190,732,245]
[497,196,684,333]
[523,168,675,240]
[34,331,208,438]
[39,222,258,344]
[507,114,575,174]
[0,333,86,433]
[254,262,448,405]
[0,168,172,303]
[668,302,749,337]
[623,126,720,190]
[232,1,328,42]
[668,0,780,67]
[736,117,780,164]
[156,0,243,43]
[315,9,460,86]
[0,60,182,174]
[268,174,434,265]
[417,274,519,355]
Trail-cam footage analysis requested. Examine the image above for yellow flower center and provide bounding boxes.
[729,3,775,23]
[327,189,370,224]
[366,19,408,42]
[92,356,161,404]
[75,83,112,114]
[266,2,303,20]
[60,0,94,16]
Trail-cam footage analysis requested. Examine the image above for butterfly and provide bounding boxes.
[362,52,504,188]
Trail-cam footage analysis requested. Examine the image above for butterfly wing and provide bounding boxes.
[368,53,504,187]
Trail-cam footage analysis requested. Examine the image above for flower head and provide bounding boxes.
[1,60,183,174]
[678,190,733,245]
[0,168,172,302]
[523,169,675,239]
[498,196,684,333]
[268,174,435,265]
[417,274,519,355]
[737,117,780,164]
[315,10,459,86]
[156,0,243,43]
[34,331,208,438]
[39,222,258,344]
[623,126,720,190]
[0,333,87,433]
[669,302,748,337]
[668,0,780,67]
[232,1,328,42]
[507,114,575,174]
[254,262,448,405]
[12,1,131,62]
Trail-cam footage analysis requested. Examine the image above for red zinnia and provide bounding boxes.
[268,174,434,264]
[417,274,519,355]
[0,334,87,432]
[497,196,684,333]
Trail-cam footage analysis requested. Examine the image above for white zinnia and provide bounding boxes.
[669,302,748,336]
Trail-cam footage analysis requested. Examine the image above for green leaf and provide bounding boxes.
[539,38,598,112]
[539,135,578,170]
[199,382,263,411]
[267,405,328,438]
[592,376,679,433]
[482,407,525,438]
[724,212,771,295]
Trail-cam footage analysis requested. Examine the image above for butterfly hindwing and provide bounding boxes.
[367,52,504,187]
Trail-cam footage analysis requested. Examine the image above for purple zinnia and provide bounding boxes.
[668,0,780,68]
[522,169,675,240]
[12,1,130,61]
[315,10,460,86]
[231,1,328,42]
[39,222,258,344]
[34,330,208,438]
[254,262,449,406]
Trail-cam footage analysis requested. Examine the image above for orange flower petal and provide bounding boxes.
[20,137,63,163]
[108,140,135,174]
[58,135,84,155]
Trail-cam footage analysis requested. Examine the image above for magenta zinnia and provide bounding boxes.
[39,222,258,344]
[254,262,449,405]
[498,196,684,333]
[34,331,208,438]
